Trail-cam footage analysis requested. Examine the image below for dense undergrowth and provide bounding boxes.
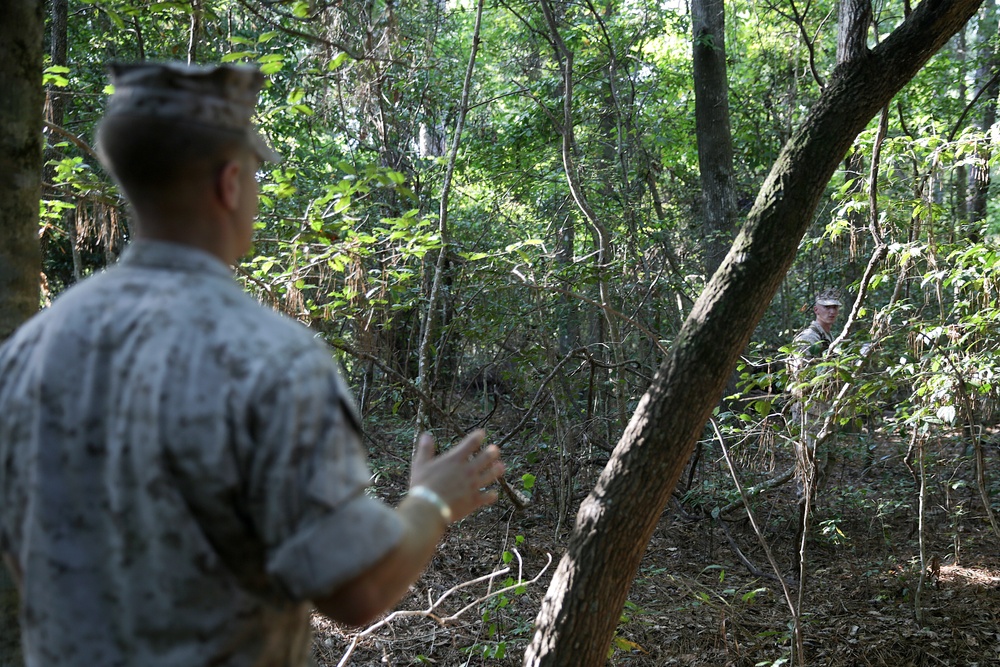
[310,400,1000,667]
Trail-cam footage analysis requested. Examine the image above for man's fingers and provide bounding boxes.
[474,446,504,483]
[412,432,436,470]
[453,429,486,457]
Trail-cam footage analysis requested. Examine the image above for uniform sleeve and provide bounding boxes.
[244,343,404,602]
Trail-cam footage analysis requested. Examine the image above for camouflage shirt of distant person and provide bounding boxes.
[793,320,833,356]
[790,320,835,411]
[0,241,403,667]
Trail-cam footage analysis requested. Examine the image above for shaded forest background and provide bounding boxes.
[15,0,1000,664]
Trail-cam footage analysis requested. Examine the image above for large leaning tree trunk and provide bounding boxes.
[0,1,44,665]
[523,1,984,665]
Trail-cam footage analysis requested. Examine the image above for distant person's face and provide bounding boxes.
[814,303,840,331]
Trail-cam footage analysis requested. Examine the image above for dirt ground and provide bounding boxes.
[310,424,1000,667]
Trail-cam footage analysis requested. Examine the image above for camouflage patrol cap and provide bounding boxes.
[815,288,843,306]
[104,62,281,163]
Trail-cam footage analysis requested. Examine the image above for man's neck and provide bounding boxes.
[132,213,234,266]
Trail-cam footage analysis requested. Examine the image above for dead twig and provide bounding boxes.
[336,550,553,667]
[713,419,803,664]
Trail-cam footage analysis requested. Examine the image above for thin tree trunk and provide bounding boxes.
[836,0,872,265]
[968,0,997,224]
[692,0,737,280]
[538,0,628,429]
[50,0,67,126]
[188,0,202,64]
[915,433,927,625]
[954,29,969,230]
[412,0,485,441]
[0,1,44,664]
[47,0,82,282]
[837,0,873,65]
[523,2,983,664]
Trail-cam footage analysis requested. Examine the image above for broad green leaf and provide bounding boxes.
[221,52,254,63]
[333,196,351,214]
[328,52,349,71]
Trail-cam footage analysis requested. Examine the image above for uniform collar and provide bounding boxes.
[811,320,833,339]
[118,240,235,280]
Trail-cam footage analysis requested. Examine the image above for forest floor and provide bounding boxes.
[310,416,1000,667]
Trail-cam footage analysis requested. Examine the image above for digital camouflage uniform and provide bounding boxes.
[790,315,838,498]
[0,241,404,666]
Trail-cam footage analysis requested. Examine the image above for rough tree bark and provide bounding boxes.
[968,0,997,224]
[522,1,984,665]
[0,1,44,664]
[838,0,873,64]
[692,0,737,280]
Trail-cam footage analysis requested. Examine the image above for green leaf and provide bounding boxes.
[521,473,536,490]
[936,405,956,424]
[105,7,126,29]
[221,51,255,63]
[333,196,351,214]
[43,66,70,88]
[328,52,350,71]
[611,636,646,654]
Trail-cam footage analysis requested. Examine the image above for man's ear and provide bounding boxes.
[216,159,242,211]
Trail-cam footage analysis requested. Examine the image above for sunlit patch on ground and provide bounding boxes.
[938,564,1000,587]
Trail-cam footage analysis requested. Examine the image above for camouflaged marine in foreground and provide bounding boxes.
[0,62,504,667]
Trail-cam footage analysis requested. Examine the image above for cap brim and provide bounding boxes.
[250,129,282,163]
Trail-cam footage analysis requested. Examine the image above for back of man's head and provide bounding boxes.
[96,62,280,205]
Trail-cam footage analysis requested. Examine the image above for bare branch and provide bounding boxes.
[43,120,99,160]
[336,551,553,667]
[713,420,803,662]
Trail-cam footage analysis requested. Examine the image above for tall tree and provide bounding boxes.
[0,0,44,663]
[968,0,998,224]
[692,0,737,280]
[522,1,984,665]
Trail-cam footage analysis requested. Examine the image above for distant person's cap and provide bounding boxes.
[815,288,843,307]
[104,62,282,163]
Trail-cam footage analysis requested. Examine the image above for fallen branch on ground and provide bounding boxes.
[336,550,553,667]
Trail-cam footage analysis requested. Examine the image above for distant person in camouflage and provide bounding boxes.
[789,288,843,502]
[793,288,842,357]
[0,62,505,667]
